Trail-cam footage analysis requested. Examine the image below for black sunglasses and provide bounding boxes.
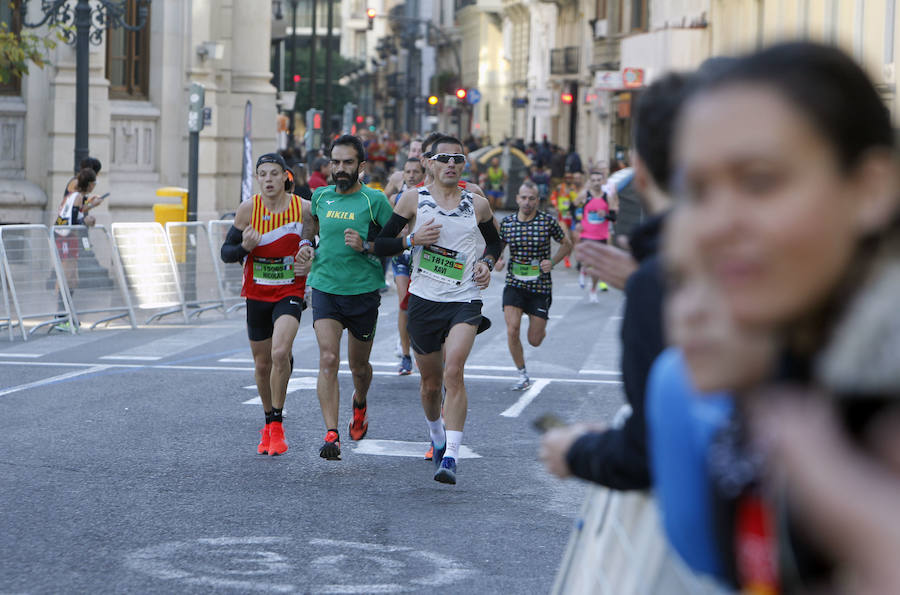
[430,153,466,164]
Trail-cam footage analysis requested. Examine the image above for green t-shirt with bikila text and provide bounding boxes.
[308,184,393,295]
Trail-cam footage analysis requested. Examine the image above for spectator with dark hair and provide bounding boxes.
[308,157,330,190]
[64,157,102,199]
[673,41,898,592]
[539,71,690,490]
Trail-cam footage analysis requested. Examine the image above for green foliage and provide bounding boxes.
[283,43,364,114]
[0,20,70,84]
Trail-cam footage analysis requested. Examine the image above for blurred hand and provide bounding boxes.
[413,217,442,246]
[242,226,261,252]
[575,241,637,291]
[540,424,597,478]
[83,214,96,227]
[473,261,491,289]
[540,259,553,273]
[494,257,505,272]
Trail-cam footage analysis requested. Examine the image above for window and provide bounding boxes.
[631,0,647,31]
[106,0,151,99]
[1,0,22,95]
[596,0,607,19]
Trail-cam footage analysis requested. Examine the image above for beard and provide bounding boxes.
[334,171,357,191]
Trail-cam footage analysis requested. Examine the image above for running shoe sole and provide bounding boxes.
[319,441,341,460]
[434,459,457,485]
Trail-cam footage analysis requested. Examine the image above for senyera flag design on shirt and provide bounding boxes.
[242,193,307,301]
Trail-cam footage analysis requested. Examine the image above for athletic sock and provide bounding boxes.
[445,430,463,460]
[271,407,283,424]
[518,366,528,378]
[427,418,446,447]
[264,410,274,424]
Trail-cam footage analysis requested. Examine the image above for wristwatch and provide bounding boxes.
[362,240,370,254]
[479,256,495,271]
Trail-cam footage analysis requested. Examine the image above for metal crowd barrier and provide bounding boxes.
[207,220,246,313]
[110,222,189,324]
[0,224,76,340]
[0,219,250,340]
[51,225,137,330]
[165,222,224,318]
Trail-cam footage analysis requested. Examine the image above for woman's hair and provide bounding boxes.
[79,156,102,174]
[75,167,96,192]
[685,41,894,171]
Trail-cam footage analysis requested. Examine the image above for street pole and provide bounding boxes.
[324,0,334,140]
[308,0,317,166]
[22,0,150,174]
[287,0,298,149]
[73,0,91,173]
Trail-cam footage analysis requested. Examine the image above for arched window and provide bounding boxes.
[105,0,151,99]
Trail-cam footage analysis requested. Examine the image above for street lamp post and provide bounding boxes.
[22,0,150,174]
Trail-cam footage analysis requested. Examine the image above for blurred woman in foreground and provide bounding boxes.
[674,41,899,593]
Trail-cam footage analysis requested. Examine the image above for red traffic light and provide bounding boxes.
[366,8,376,18]
[456,88,467,100]
[561,92,574,104]
[355,115,364,124]
[293,74,301,83]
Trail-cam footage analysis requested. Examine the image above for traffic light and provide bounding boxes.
[366,8,375,29]
[428,95,439,106]
[427,95,439,115]
[455,88,467,101]
[561,92,574,104]
[293,74,301,84]
[355,115,364,124]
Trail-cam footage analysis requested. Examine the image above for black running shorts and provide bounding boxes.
[407,294,483,355]
[311,288,381,342]
[502,285,552,320]
[246,295,305,341]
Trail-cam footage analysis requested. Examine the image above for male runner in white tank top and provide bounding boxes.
[373,136,504,484]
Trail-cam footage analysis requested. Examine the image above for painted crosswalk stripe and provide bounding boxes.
[353,439,481,459]
[500,379,551,418]
[242,377,317,404]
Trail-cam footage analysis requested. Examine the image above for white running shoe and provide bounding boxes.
[589,290,599,303]
[578,270,586,289]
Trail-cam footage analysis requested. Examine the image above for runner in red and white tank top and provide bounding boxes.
[241,192,307,302]
[221,152,315,457]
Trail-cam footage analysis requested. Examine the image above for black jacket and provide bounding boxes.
[565,213,667,490]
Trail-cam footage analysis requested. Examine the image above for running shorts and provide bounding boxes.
[311,288,381,342]
[407,294,483,355]
[246,295,305,341]
[391,252,411,278]
[502,285,552,320]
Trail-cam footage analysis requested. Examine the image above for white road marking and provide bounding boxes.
[100,355,162,361]
[0,365,111,397]
[0,353,42,358]
[353,439,482,459]
[577,369,621,376]
[500,379,552,418]
[242,377,318,404]
[0,360,622,385]
[99,327,234,362]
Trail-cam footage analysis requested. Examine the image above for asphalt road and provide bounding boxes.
[0,264,625,594]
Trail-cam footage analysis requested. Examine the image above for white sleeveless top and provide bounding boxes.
[408,186,482,303]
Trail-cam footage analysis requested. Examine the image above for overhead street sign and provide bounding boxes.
[467,88,481,105]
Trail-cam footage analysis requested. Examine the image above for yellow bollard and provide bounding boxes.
[153,187,189,262]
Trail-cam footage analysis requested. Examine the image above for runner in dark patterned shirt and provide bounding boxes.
[497,180,572,390]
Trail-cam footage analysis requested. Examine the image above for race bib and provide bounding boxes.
[252,256,294,285]
[510,259,540,281]
[418,245,465,284]
[587,210,607,224]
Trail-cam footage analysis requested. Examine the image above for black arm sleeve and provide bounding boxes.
[221,225,249,263]
[373,213,411,257]
[478,220,503,260]
[608,210,618,222]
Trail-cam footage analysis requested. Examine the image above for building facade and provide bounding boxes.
[1,0,278,226]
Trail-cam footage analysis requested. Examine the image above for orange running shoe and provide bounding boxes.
[424,444,434,460]
[257,424,270,455]
[348,395,368,441]
[267,421,288,456]
[320,429,342,460]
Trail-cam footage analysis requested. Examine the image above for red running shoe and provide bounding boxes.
[348,395,368,441]
[424,444,434,460]
[320,429,342,460]
[267,421,288,456]
[257,424,270,455]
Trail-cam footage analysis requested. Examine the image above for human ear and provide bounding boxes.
[851,149,899,236]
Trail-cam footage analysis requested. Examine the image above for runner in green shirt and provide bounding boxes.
[296,135,393,461]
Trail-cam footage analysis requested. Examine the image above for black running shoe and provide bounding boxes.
[319,430,341,460]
